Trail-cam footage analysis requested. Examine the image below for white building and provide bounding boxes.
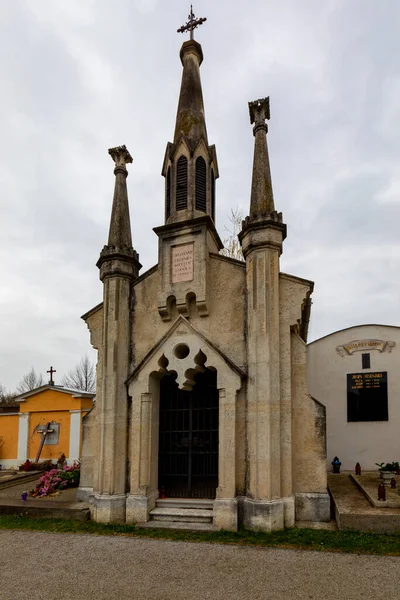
[307,324,400,471]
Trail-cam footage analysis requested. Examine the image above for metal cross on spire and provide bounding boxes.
[177,5,207,40]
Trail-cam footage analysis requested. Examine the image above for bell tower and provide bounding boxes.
[154,7,223,321]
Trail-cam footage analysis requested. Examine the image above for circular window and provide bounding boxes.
[174,343,190,359]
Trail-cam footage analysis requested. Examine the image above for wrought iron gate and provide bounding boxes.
[158,369,219,499]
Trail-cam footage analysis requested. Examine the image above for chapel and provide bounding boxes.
[78,13,330,531]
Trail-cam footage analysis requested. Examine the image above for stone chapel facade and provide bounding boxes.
[78,37,330,531]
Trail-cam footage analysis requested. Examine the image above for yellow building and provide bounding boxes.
[0,385,94,469]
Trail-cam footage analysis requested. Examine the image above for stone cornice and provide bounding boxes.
[154,214,223,251]
[239,213,287,244]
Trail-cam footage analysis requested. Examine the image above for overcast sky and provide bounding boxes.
[1,0,399,391]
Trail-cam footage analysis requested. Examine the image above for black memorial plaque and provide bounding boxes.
[347,371,388,422]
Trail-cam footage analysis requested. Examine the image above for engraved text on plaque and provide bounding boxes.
[172,244,194,283]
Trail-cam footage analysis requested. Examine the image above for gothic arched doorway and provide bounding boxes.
[158,368,219,499]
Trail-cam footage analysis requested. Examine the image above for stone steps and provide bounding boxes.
[143,498,214,530]
[156,498,213,510]
[150,507,213,523]
[136,520,215,531]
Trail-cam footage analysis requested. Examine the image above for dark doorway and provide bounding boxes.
[158,369,219,499]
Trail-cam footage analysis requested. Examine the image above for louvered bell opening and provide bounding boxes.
[166,167,171,219]
[195,156,207,213]
[211,169,216,222]
[176,156,188,211]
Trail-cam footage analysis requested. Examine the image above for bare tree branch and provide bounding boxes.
[16,368,44,394]
[60,355,96,393]
[220,207,244,261]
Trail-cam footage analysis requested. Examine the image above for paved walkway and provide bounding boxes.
[0,530,398,599]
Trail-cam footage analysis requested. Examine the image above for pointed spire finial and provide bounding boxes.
[177,5,207,40]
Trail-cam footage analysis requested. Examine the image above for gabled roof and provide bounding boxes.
[126,315,246,385]
[308,324,400,346]
[14,384,95,403]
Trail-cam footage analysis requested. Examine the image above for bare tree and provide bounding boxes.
[0,384,16,405]
[16,368,44,394]
[61,355,96,393]
[220,207,244,261]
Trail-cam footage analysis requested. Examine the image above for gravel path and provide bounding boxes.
[0,530,398,599]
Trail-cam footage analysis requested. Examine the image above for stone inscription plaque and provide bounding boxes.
[347,372,388,422]
[172,243,194,283]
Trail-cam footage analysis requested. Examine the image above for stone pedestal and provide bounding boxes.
[125,491,158,524]
[213,498,238,531]
[91,493,126,523]
[242,497,285,532]
[76,486,93,503]
[283,495,295,528]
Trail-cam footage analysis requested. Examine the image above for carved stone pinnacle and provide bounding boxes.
[249,97,270,126]
[108,145,133,169]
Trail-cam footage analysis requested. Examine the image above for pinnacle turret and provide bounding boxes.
[248,98,275,218]
[239,98,286,257]
[97,145,141,280]
[107,145,133,249]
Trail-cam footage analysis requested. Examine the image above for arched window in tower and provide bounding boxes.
[211,169,216,222]
[195,156,207,213]
[166,167,171,219]
[176,156,188,211]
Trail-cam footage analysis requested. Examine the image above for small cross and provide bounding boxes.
[177,5,207,41]
[47,366,56,385]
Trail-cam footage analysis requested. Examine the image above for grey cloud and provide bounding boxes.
[0,0,399,388]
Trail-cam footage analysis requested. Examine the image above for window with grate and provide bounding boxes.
[176,156,188,210]
[166,167,171,219]
[362,353,371,369]
[211,169,215,222]
[195,156,207,212]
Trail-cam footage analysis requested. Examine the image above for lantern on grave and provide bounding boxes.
[159,486,166,499]
[21,492,28,502]
[331,456,341,474]
[390,478,396,489]
[378,482,386,501]
[355,462,361,476]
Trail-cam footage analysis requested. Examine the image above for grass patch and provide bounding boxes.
[0,515,399,555]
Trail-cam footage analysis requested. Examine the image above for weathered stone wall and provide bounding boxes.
[132,255,246,372]
[291,330,327,494]
[77,407,96,501]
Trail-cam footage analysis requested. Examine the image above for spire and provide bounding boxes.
[97,145,141,279]
[173,40,208,147]
[248,97,275,218]
[174,5,208,147]
[160,8,218,225]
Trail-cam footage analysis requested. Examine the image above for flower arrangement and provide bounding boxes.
[30,461,80,498]
[376,462,400,473]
